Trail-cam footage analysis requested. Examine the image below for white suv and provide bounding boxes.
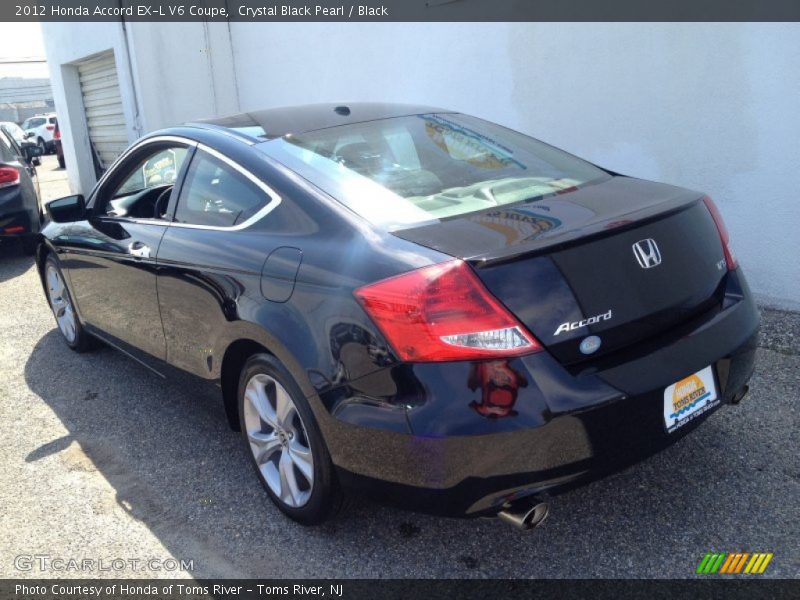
[21,113,57,155]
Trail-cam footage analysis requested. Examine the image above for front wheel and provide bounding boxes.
[238,354,343,524]
[44,255,94,352]
[37,137,46,156]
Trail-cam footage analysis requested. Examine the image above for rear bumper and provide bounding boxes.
[0,206,38,237]
[318,270,759,516]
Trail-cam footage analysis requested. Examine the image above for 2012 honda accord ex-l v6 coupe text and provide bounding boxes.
[36,104,758,528]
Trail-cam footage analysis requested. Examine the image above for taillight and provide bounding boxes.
[54,129,61,140]
[0,166,20,188]
[354,259,542,362]
[702,196,738,270]
[46,125,55,131]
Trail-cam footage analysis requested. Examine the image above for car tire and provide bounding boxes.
[44,255,95,352]
[37,137,46,156]
[57,154,65,169]
[238,353,344,525]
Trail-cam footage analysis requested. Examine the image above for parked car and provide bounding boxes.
[21,113,57,155]
[0,121,41,167]
[36,103,759,527]
[0,128,43,254]
[53,118,65,169]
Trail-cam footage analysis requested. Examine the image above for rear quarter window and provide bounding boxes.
[174,150,272,228]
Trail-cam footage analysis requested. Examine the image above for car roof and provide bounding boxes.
[192,102,453,141]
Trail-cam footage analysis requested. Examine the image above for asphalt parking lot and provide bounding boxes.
[0,156,798,579]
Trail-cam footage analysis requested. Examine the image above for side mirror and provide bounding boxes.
[47,195,86,223]
[23,144,43,161]
[24,131,35,139]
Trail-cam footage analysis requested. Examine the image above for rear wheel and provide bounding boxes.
[238,353,343,524]
[44,255,94,352]
[37,137,46,156]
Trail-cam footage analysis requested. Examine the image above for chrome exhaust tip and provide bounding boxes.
[497,498,550,531]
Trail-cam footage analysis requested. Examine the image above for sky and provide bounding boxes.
[0,23,50,79]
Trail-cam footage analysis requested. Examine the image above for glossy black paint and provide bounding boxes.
[37,104,759,517]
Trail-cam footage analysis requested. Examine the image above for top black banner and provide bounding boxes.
[5,0,800,22]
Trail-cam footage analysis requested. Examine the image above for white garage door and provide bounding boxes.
[78,52,128,170]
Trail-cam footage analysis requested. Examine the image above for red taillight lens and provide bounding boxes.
[0,167,20,188]
[54,129,61,140]
[702,196,738,270]
[354,259,542,362]
[46,125,55,131]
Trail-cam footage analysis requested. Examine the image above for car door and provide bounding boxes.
[57,138,193,363]
[156,145,280,377]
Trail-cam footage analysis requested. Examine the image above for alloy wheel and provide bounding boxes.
[46,265,77,343]
[243,373,314,507]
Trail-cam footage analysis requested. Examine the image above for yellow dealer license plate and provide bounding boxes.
[664,366,719,433]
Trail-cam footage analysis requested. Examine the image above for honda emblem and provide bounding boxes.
[632,238,662,269]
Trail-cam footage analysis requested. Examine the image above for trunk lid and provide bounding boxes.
[393,176,728,364]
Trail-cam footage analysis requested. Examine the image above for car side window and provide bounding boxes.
[97,144,190,220]
[174,150,271,228]
[114,147,189,198]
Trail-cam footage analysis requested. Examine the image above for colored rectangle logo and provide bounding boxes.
[697,552,773,574]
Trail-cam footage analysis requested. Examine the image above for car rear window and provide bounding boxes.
[259,114,610,229]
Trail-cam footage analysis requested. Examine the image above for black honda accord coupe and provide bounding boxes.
[36,103,758,528]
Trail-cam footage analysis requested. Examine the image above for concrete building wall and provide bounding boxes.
[40,22,139,195]
[40,21,240,194]
[0,101,54,123]
[125,23,239,128]
[41,22,800,307]
[0,77,53,104]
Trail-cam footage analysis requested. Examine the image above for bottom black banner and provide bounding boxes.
[1,579,798,600]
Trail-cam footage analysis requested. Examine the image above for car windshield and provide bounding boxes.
[259,114,610,229]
